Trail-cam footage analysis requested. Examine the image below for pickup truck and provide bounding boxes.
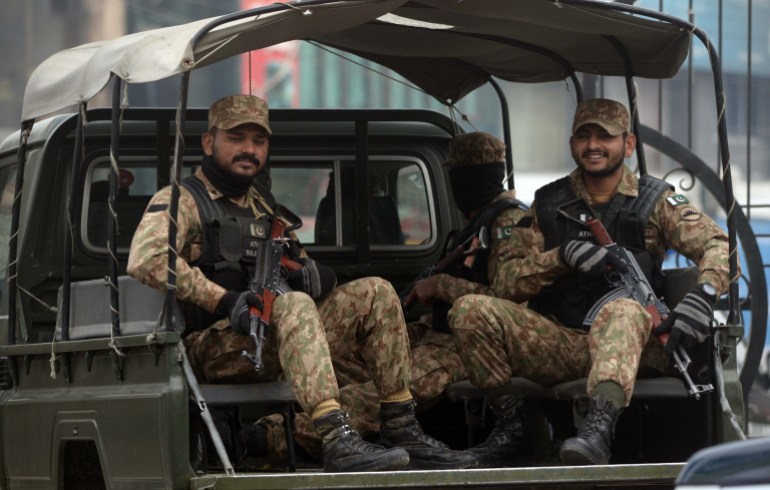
[0,1,759,489]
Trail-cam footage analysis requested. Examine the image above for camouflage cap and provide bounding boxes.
[445,131,506,168]
[208,94,272,134]
[572,98,629,136]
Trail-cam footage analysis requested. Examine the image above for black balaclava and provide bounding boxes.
[449,162,505,217]
[201,153,256,198]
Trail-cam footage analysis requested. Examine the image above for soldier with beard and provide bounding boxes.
[449,98,731,466]
[128,94,474,472]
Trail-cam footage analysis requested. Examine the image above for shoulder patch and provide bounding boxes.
[666,194,689,207]
[679,205,702,221]
[496,225,513,239]
[146,204,168,213]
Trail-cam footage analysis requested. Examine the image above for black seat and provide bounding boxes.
[87,181,150,249]
[443,266,713,460]
[314,169,404,245]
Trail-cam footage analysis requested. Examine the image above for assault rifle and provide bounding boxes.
[399,226,489,314]
[557,199,714,400]
[241,205,303,371]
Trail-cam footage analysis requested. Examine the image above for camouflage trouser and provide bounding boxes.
[266,322,466,458]
[185,277,411,415]
[449,295,668,407]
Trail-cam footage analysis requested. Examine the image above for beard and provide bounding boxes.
[572,150,625,178]
[201,152,256,198]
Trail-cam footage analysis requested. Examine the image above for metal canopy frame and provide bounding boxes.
[9,0,756,392]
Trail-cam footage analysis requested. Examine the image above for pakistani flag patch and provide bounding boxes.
[666,194,689,207]
[497,225,513,239]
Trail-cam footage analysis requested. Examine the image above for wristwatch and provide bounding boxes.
[697,282,719,304]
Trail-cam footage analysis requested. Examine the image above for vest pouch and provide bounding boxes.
[616,209,645,252]
[217,217,248,263]
[529,274,611,329]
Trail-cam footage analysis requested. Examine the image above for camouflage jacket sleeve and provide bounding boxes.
[489,204,569,303]
[433,206,529,303]
[127,186,226,313]
[648,190,733,295]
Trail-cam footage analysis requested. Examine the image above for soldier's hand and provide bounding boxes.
[404,274,441,307]
[654,287,714,355]
[216,291,264,336]
[285,257,337,299]
[558,240,627,279]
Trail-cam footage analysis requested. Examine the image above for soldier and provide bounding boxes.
[127,94,473,472]
[449,98,731,465]
[244,132,534,468]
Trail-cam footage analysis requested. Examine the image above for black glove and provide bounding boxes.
[215,290,264,336]
[654,287,714,355]
[285,257,337,299]
[559,240,628,279]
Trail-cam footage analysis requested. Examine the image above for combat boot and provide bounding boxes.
[314,409,410,472]
[559,394,622,465]
[380,399,478,469]
[469,393,533,467]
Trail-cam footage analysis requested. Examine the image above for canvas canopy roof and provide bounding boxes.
[22,0,692,122]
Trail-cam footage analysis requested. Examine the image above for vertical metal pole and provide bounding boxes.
[354,119,370,263]
[657,0,664,134]
[604,35,647,175]
[687,1,694,151]
[745,0,752,220]
[165,72,190,331]
[108,76,122,338]
[489,78,514,189]
[8,121,32,345]
[61,105,86,342]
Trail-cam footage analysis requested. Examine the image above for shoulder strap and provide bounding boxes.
[535,177,574,250]
[631,174,673,223]
[451,198,524,248]
[180,175,229,224]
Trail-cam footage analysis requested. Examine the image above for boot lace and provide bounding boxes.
[577,398,616,439]
[337,423,387,454]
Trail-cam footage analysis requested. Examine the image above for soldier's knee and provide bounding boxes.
[356,276,399,307]
[448,294,489,328]
[598,298,652,334]
[367,276,397,296]
[274,290,315,315]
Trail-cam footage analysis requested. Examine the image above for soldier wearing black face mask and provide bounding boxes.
[407,132,527,334]
[403,132,536,468]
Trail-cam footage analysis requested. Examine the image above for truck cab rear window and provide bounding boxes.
[82,155,434,253]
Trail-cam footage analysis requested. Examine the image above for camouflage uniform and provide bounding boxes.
[261,132,531,458]
[450,164,731,406]
[127,169,411,414]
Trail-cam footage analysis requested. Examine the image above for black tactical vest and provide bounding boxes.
[180,175,276,332]
[432,197,524,332]
[527,174,672,329]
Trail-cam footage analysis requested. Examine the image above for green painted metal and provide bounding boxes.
[190,463,684,489]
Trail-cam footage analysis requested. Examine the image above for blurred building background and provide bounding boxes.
[3,2,768,189]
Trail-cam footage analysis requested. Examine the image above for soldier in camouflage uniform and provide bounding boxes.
[250,132,532,467]
[449,98,731,466]
[128,94,474,472]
